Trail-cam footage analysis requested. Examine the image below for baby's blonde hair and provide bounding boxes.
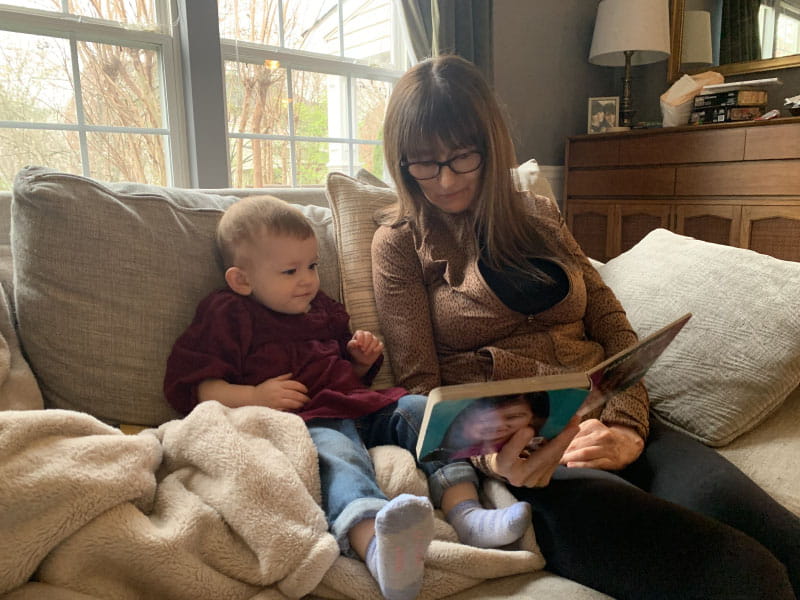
[216,195,315,269]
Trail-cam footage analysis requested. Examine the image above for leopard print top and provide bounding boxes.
[371,194,649,440]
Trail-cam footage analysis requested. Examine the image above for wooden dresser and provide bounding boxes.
[563,117,800,263]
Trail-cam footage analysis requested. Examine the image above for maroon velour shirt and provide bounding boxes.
[164,288,405,420]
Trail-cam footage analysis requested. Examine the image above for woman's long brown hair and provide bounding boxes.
[382,55,562,276]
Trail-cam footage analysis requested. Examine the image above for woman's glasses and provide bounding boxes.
[401,151,483,181]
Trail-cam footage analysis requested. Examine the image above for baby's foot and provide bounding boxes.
[446,499,531,548]
[365,493,434,600]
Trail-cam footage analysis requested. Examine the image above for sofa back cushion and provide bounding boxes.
[326,171,397,390]
[11,166,337,426]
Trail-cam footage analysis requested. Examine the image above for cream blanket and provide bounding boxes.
[0,401,543,600]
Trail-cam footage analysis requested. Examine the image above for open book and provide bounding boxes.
[416,313,692,462]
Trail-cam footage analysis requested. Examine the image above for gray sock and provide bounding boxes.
[446,499,531,548]
[364,494,434,600]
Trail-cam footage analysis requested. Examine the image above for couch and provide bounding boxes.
[0,165,798,600]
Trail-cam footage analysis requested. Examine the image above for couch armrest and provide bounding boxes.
[0,282,43,411]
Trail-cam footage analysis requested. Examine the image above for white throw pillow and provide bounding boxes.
[597,228,800,446]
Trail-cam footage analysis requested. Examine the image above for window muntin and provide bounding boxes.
[1,0,160,28]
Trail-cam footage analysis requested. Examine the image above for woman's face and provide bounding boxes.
[407,146,483,214]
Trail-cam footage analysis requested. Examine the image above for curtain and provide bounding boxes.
[399,0,435,64]
[720,0,762,63]
[399,0,493,79]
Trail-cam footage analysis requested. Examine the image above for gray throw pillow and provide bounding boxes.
[597,228,800,446]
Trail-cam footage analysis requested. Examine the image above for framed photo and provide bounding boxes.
[587,96,619,134]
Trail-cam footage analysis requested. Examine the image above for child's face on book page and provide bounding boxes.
[460,400,534,446]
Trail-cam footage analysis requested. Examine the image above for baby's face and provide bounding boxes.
[241,233,320,314]
[461,401,534,446]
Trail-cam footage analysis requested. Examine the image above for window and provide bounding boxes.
[219,0,409,186]
[759,0,800,59]
[0,1,186,189]
[0,1,410,190]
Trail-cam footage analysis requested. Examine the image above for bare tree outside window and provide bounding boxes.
[0,0,169,188]
[0,0,407,190]
[220,0,405,187]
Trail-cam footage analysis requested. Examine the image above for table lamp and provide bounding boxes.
[589,0,671,128]
[681,10,714,69]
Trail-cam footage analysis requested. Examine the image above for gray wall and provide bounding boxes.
[493,1,613,166]
[493,1,800,167]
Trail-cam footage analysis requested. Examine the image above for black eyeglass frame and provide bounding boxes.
[400,151,484,181]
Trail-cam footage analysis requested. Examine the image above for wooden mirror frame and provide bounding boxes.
[668,0,800,82]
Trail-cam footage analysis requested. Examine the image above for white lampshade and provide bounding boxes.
[589,0,671,66]
[681,10,713,68]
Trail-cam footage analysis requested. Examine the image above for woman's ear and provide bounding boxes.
[225,266,252,296]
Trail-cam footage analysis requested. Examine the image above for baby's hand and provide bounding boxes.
[253,373,309,411]
[347,330,384,369]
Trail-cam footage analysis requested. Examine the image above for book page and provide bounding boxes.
[417,387,590,462]
[415,313,691,462]
[585,312,692,412]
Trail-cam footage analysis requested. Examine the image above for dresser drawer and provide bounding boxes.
[745,123,800,160]
[619,128,745,165]
[567,138,620,167]
[567,167,675,196]
[676,161,800,196]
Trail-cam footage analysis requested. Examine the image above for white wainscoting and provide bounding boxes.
[539,165,564,211]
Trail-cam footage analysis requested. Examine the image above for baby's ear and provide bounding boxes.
[225,266,252,296]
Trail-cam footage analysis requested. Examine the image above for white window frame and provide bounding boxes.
[0,2,191,186]
[0,0,411,189]
[219,0,409,187]
[759,0,800,59]
[221,41,404,187]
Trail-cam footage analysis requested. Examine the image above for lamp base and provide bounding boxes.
[620,106,636,129]
[620,50,636,128]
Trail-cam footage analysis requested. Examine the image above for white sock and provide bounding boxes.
[446,499,531,548]
[364,494,434,600]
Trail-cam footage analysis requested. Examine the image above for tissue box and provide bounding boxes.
[661,98,694,127]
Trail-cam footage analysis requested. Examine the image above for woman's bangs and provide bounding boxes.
[400,94,483,160]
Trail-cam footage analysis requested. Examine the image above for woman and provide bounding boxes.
[371,54,799,599]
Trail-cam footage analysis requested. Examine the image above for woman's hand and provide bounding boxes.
[561,419,644,470]
[488,417,580,487]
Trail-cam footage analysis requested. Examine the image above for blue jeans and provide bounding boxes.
[307,394,478,554]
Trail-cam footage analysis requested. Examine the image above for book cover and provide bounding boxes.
[415,313,692,462]
[693,89,768,109]
[690,105,764,125]
[700,77,782,93]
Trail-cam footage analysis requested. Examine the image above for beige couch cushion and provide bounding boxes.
[11,166,336,426]
[326,171,397,390]
[717,385,800,516]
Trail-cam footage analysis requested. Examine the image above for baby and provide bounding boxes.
[164,196,531,600]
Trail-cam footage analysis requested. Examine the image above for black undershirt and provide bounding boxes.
[477,256,569,315]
